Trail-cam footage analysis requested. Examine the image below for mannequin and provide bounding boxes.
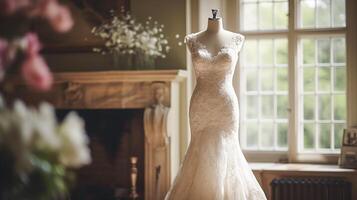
[189,9,244,56]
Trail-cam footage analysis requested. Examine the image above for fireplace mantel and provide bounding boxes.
[3,70,187,109]
[2,70,188,200]
[54,70,187,83]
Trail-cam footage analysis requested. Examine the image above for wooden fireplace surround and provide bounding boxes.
[2,70,188,200]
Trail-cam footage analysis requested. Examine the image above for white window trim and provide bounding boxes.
[232,0,354,164]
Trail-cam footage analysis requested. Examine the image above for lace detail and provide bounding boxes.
[184,33,198,53]
[185,33,244,56]
[233,34,245,52]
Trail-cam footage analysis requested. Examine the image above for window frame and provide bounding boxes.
[235,0,348,163]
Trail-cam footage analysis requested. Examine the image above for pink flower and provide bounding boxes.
[37,0,73,32]
[0,0,30,15]
[24,33,41,56]
[21,55,53,91]
[0,0,16,14]
[47,5,73,32]
[2,0,73,33]
[30,0,56,17]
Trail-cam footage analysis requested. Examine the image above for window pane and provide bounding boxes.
[318,67,331,91]
[333,38,346,63]
[275,39,288,65]
[277,68,288,91]
[261,95,274,118]
[259,2,273,29]
[277,123,288,148]
[302,39,315,65]
[243,3,258,30]
[261,122,274,148]
[246,69,258,91]
[259,40,273,65]
[299,0,346,28]
[317,39,331,64]
[247,95,258,118]
[319,123,331,149]
[261,68,274,90]
[304,123,315,149]
[244,40,258,66]
[334,67,346,91]
[334,95,346,120]
[332,0,346,27]
[319,95,331,120]
[300,0,315,28]
[303,68,315,91]
[274,2,288,29]
[304,95,315,120]
[277,95,288,118]
[317,0,331,28]
[241,0,288,31]
[334,123,345,149]
[246,122,259,148]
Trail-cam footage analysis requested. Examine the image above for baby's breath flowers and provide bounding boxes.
[92,9,170,60]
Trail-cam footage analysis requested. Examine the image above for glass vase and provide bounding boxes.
[112,52,156,70]
[112,52,135,70]
[134,53,155,70]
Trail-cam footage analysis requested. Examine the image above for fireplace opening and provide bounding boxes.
[56,109,145,200]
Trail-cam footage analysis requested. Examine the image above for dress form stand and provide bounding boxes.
[207,9,223,33]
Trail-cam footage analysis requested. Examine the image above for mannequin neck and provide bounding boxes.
[206,18,224,33]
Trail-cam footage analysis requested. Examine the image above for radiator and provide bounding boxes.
[271,177,352,200]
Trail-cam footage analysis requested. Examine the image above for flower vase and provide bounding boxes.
[134,53,155,70]
[112,52,135,70]
[112,52,156,70]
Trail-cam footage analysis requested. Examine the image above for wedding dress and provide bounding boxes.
[164,32,267,200]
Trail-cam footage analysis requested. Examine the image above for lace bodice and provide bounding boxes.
[185,33,244,76]
[184,32,244,86]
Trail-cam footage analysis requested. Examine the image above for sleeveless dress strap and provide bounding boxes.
[185,33,196,53]
[232,34,245,53]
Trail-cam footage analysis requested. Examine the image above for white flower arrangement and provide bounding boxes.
[92,9,170,59]
[0,96,91,199]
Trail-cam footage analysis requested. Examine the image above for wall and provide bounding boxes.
[45,0,187,72]
[346,0,357,128]
[130,0,187,70]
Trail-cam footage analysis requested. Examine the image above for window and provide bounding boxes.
[238,0,347,161]
[299,36,346,152]
[240,38,289,150]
